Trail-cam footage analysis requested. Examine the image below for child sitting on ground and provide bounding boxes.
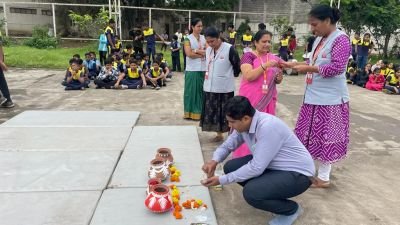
[64,59,86,90]
[146,61,165,90]
[156,53,172,82]
[115,35,122,53]
[94,58,120,89]
[366,67,385,91]
[115,60,147,89]
[123,44,135,58]
[83,52,98,80]
[140,53,151,75]
[90,51,101,75]
[382,66,400,94]
[346,60,357,84]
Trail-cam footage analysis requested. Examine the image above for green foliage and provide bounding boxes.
[319,0,400,57]
[237,18,251,36]
[169,0,238,11]
[24,26,58,49]
[270,16,292,36]
[69,7,109,38]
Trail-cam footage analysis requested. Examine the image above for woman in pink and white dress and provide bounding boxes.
[232,30,284,158]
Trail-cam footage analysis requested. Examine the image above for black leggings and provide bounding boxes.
[223,155,311,215]
[99,51,107,66]
[0,68,11,101]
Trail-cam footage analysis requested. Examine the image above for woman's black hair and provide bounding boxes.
[253,30,273,42]
[204,27,219,39]
[224,96,255,120]
[189,18,202,34]
[258,23,266,30]
[309,5,341,24]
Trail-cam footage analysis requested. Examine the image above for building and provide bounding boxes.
[0,0,54,35]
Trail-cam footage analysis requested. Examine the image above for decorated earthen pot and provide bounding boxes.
[146,178,162,196]
[156,148,174,166]
[144,184,173,213]
[148,158,170,181]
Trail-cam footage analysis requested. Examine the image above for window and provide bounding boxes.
[10,7,37,15]
[42,9,52,16]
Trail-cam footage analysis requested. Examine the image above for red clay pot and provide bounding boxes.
[144,184,173,213]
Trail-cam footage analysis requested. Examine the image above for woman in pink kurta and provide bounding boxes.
[232,30,284,158]
[366,68,385,91]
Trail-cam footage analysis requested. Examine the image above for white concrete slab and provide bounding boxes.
[0,127,132,152]
[90,187,218,225]
[124,126,202,151]
[1,110,140,127]
[0,151,120,192]
[109,126,205,188]
[0,191,101,225]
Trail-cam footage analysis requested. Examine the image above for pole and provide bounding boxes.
[188,10,191,31]
[149,9,151,27]
[52,3,56,37]
[3,3,8,37]
[118,0,122,38]
[233,12,236,28]
[108,0,112,19]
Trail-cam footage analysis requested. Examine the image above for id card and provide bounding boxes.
[306,72,313,84]
[262,84,268,94]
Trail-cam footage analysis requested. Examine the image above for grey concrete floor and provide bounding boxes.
[1,69,400,225]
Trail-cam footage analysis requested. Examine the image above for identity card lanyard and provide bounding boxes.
[258,54,269,94]
[307,38,325,84]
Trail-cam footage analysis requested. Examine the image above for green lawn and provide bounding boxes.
[4,42,400,69]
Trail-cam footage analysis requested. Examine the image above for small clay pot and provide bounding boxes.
[148,158,170,181]
[156,148,174,166]
[144,184,173,213]
[146,178,162,196]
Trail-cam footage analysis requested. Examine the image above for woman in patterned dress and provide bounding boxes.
[281,5,351,188]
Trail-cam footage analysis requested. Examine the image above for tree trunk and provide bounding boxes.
[383,33,391,58]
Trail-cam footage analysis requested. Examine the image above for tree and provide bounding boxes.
[319,0,400,58]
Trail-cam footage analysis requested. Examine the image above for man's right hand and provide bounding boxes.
[202,160,218,178]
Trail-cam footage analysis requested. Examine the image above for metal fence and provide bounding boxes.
[0,1,299,42]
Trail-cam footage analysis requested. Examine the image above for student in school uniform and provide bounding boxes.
[64,59,86,91]
[227,24,237,48]
[104,19,116,56]
[94,58,120,89]
[140,53,151,75]
[90,52,101,75]
[123,44,135,58]
[351,33,360,61]
[170,34,182,72]
[83,52,98,80]
[242,27,253,53]
[279,34,290,61]
[356,33,374,70]
[146,61,165,90]
[366,67,385,91]
[115,60,147,89]
[382,67,400,94]
[142,24,165,61]
[115,35,122,53]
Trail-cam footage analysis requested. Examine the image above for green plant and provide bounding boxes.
[270,16,292,36]
[24,25,58,49]
[237,18,250,36]
[69,8,109,38]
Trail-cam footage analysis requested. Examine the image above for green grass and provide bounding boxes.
[4,42,400,69]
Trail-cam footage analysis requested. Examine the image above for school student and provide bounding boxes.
[382,67,400,95]
[64,59,86,91]
[94,58,120,89]
[366,67,385,91]
[170,34,182,72]
[115,35,122,53]
[140,53,151,75]
[98,33,108,65]
[123,44,135,58]
[146,61,165,90]
[356,33,374,70]
[115,60,147,89]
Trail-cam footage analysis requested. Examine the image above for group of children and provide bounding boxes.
[62,46,173,91]
[346,59,400,95]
